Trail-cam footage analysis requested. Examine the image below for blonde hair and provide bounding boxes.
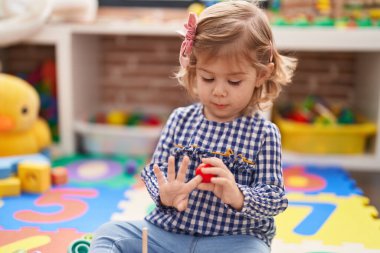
[176,0,297,114]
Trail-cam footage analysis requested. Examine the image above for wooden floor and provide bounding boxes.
[350,171,380,211]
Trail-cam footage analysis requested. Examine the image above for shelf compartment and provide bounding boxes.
[75,121,162,156]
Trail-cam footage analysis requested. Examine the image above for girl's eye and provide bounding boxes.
[202,77,214,82]
[228,80,241,86]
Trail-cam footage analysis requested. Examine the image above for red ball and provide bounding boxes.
[195,163,216,183]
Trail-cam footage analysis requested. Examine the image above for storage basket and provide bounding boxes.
[274,115,377,154]
[76,122,162,156]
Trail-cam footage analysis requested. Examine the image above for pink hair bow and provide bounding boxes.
[179,12,197,68]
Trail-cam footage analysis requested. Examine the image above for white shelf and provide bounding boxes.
[25,25,70,45]
[283,152,379,171]
[69,22,182,36]
[273,27,380,51]
[28,24,380,51]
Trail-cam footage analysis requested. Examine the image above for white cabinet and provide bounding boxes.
[14,21,380,171]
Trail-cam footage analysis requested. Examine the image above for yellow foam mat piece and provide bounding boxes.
[0,235,51,252]
[275,193,380,249]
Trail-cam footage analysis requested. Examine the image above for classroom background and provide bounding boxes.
[0,0,380,252]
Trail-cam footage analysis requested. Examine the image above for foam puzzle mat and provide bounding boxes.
[0,155,379,253]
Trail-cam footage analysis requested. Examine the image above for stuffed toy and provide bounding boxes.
[0,73,51,156]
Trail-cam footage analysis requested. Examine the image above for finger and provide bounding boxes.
[210,177,232,187]
[176,199,188,212]
[201,166,227,178]
[153,164,166,186]
[197,183,215,191]
[177,156,190,182]
[202,157,229,171]
[167,156,176,182]
[184,175,203,193]
[202,157,224,168]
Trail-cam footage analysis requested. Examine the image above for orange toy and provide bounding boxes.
[51,167,68,185]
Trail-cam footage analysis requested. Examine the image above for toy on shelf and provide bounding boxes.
[90,111,163,127]
[106,110,128,126]
[82,110,165,156]
[313,16,335,26]
[316,0,331,16]
[272,16,291,26]
[279,95,354,126]
[0,73,52,157]
[338,107,356,124]
[271,0,281,12]
[275,95,377,154]
[314,0,335,27]
[268,0,380,28]
[188,2,205,15]
[292,14,312,27]
[38,60,60,142]
[21,60,60,142]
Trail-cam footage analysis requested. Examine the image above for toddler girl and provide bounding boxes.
[90,1,296,252]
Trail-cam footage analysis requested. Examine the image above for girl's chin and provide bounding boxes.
[205,111,237,122]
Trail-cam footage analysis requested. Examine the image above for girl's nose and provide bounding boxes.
[212,82,227,97]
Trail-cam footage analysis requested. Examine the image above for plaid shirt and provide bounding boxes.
[141,103,288,247]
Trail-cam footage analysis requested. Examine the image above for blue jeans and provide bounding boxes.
[90,220,270,253]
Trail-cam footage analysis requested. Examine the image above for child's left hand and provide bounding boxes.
[196,157,244,211]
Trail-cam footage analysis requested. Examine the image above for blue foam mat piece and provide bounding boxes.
[283,163,363,196]
[0,183,131,232]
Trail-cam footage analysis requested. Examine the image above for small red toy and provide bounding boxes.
[195,163,216,183]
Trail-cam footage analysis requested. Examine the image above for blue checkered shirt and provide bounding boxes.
[141,103,288,247]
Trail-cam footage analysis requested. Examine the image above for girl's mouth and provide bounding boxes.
[213,103,227,109]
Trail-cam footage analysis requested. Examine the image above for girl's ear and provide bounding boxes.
[255,62,274,87]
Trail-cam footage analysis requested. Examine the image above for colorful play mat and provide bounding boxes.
[0,155,379,253]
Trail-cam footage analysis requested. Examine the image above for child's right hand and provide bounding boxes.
[153,155,202,212]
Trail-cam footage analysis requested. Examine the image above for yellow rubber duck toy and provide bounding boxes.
[0,73,51,156]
